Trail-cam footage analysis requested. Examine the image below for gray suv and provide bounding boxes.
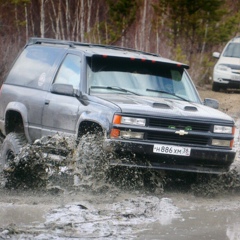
[0,38,236,174]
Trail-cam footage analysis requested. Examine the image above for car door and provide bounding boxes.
[41,53,82,137]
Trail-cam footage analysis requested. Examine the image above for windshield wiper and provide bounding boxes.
[146,88,189,102]
[91,86,140,95]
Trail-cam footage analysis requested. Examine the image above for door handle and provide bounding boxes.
[45,99,50,105]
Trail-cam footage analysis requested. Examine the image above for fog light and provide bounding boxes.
[212,139,231,147]
[120,131,144,139]
[110,129,120,138]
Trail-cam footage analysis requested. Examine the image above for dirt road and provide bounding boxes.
[0,89,240,240]
[198,87,240,119]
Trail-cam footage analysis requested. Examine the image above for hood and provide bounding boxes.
[95,94,233,123]
[217,56,240,66]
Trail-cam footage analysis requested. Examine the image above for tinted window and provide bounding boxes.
[54,54,81,89]
[6,45,63,89]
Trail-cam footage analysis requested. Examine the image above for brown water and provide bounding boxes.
[0,190,240,239]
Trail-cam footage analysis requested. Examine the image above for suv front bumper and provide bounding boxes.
[213,79,240,89]
[104,139,236,174]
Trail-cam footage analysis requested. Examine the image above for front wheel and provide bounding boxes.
[212,82,221,92]
[0,133,27,172]
[212,82,227,92]
[73,132,111,188]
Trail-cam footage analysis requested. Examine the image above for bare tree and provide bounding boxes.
[49,0,60,39]
[87,0,92,34]
[65,0,70,39]
[39,0,45,37]
[140,0,147,51]
[80,0,85,41]
[24,3,29,41]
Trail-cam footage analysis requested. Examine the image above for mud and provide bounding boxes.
[0,182,240,239]
[0,133,240,239]
[0,113,240,239]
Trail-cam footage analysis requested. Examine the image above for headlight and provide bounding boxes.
[212,139,232,147]
[121,117,146,126]
[113,115,146,126]
[216,64,231,72]
[213,125,233,134]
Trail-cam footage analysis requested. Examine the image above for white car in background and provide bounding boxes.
[212,36,240,91]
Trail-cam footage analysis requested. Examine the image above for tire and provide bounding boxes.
[73,132,110,187]
[212,82,221,92]
[0,133,27,172]
[76,132,106,164]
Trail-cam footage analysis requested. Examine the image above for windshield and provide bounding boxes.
[223,42,240,58]
[87,55,200,103]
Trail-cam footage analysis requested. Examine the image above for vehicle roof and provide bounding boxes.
[229,36,240,43]
[27,37,189,69]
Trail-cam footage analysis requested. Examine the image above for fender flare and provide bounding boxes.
[77,111,111,136]
[4,102,31,142]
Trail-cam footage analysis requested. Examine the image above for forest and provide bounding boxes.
[0,0,240,85]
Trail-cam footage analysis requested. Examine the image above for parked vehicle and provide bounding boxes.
[212,36,240,91]
[0,38,236,174]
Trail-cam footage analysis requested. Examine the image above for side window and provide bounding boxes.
[5,45,63,90]
[54,54,81,89]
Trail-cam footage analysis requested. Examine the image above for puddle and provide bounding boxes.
[0,195,182,239]
[0,203,55,227]
[1,192,240,240]
[138,207,240,240]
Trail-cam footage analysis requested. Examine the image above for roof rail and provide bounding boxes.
[28,37,81,48]
[27,37,161,57]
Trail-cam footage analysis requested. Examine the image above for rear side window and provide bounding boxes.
[5,45,63,90]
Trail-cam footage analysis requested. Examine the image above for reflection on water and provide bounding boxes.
[1,194,240,240]
[226,222,240,240]
[0,203,54,227]
[138,204,240,240]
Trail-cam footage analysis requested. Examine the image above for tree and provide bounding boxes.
[153,0,228,63]
[104,0,139,44]
[0,0,240,86]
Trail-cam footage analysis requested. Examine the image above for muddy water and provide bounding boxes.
[0,122,240,239]
[0,189,240,239]
[0,203,54,227]
[138,194,240,240]
[139,210,240,240]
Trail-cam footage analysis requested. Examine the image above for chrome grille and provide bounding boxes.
[147,132,209,145]
[149,118,211,131]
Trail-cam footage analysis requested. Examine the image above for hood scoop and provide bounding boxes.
[184,106,198,112]
[152,102,171,109]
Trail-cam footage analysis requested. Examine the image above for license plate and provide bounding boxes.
[153,144,191,156]
[232,75,240,81]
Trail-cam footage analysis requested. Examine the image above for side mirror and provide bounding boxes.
[51,83,75,96]
[204,98,219,109]
[212,52,220,59]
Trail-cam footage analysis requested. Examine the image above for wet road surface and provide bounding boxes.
[0,186,240,239]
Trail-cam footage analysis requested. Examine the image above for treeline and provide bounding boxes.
[0,0,240,85]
